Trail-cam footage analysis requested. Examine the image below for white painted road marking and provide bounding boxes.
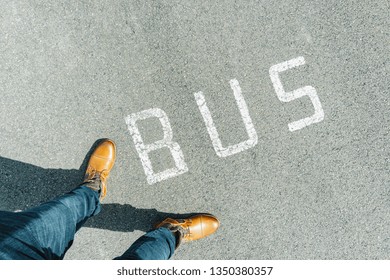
[127,56,325,183]
[269,56,325,131]
[194,79,258,157]
[125,108,188,185]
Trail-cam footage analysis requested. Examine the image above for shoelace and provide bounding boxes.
[177,219,193,238]
[83,169,104,192]
[85,168,108,182]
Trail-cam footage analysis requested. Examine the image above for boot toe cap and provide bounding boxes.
[200,215,220,237]
[94,139,116,159]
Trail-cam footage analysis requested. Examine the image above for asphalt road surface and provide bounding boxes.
[0,0,389,259]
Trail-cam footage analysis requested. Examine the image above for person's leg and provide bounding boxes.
[114,214,220,260]
[0,139,116,260]
[114,227,176,260]
[0,185,100,260]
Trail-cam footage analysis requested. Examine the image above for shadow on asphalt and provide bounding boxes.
[0,139,195,233]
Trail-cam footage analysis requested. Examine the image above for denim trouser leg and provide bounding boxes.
[0,185,100,260]
[114,227,176,260]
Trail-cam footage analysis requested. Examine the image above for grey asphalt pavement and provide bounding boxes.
[0,0,389,259]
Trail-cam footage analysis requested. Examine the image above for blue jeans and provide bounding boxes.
[0,186,176,260]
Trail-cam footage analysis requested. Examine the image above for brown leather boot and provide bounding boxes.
[82,139,116,201]
[155,214,220,248]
